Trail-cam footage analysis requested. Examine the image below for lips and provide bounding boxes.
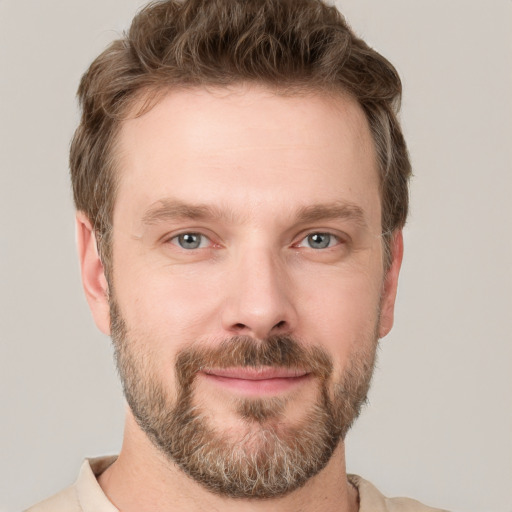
[203,367,309,380]
[200,366,311,395]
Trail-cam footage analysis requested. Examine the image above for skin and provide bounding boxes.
[77,85,403,512]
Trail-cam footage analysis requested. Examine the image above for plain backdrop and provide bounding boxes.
[1,1,511,511]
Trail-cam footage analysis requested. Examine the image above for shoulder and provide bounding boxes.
[24,485,80,512]
[349,475,451,512]
[24,456,118,512]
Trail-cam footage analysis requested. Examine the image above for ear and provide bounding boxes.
[378,230,404,339]
[75,212,111,335]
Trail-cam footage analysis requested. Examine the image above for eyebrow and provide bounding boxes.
[141,199,368,228]
[141,200,237,225]
[295,203,368,228]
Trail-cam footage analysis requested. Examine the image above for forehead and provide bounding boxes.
[114,85,380,228]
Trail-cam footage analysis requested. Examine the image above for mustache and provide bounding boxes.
[175,335,333,388]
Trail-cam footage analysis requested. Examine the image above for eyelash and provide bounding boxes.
[169,232,212,250]
[294,232,343,250]
[167,231,344,251]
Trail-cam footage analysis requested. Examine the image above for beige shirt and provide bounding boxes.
[25,457,449,512]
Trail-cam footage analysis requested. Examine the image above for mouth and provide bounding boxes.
[200,366,311,395]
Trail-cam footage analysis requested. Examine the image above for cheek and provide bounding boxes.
[295,265,382,368]
[111,269,217,400]
[112,258,224,349]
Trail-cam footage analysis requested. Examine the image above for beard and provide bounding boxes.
[110,298,378,499]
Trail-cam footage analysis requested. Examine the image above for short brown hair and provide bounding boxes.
[70,0,411,272]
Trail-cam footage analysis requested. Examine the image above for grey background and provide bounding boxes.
[1,1,511,511]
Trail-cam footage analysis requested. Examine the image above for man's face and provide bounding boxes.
[86,86,401,498]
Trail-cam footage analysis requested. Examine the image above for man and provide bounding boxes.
[26,0,448,510]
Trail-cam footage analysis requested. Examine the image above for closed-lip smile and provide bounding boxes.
[200,366,311,395]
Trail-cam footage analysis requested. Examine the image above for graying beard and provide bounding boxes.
[111,300,377,499]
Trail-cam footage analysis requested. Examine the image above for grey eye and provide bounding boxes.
[175,233,205,249]
[306,233,333,249]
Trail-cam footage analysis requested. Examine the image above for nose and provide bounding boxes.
[220,248,298,340]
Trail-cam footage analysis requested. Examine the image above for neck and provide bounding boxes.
[98,411,359,512]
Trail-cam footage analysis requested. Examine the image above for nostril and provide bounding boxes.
[274,321,286,330]
[234,323,246,331]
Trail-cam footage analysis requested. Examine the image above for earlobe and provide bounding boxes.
[378,230,404,339]
[75,212,111,335]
